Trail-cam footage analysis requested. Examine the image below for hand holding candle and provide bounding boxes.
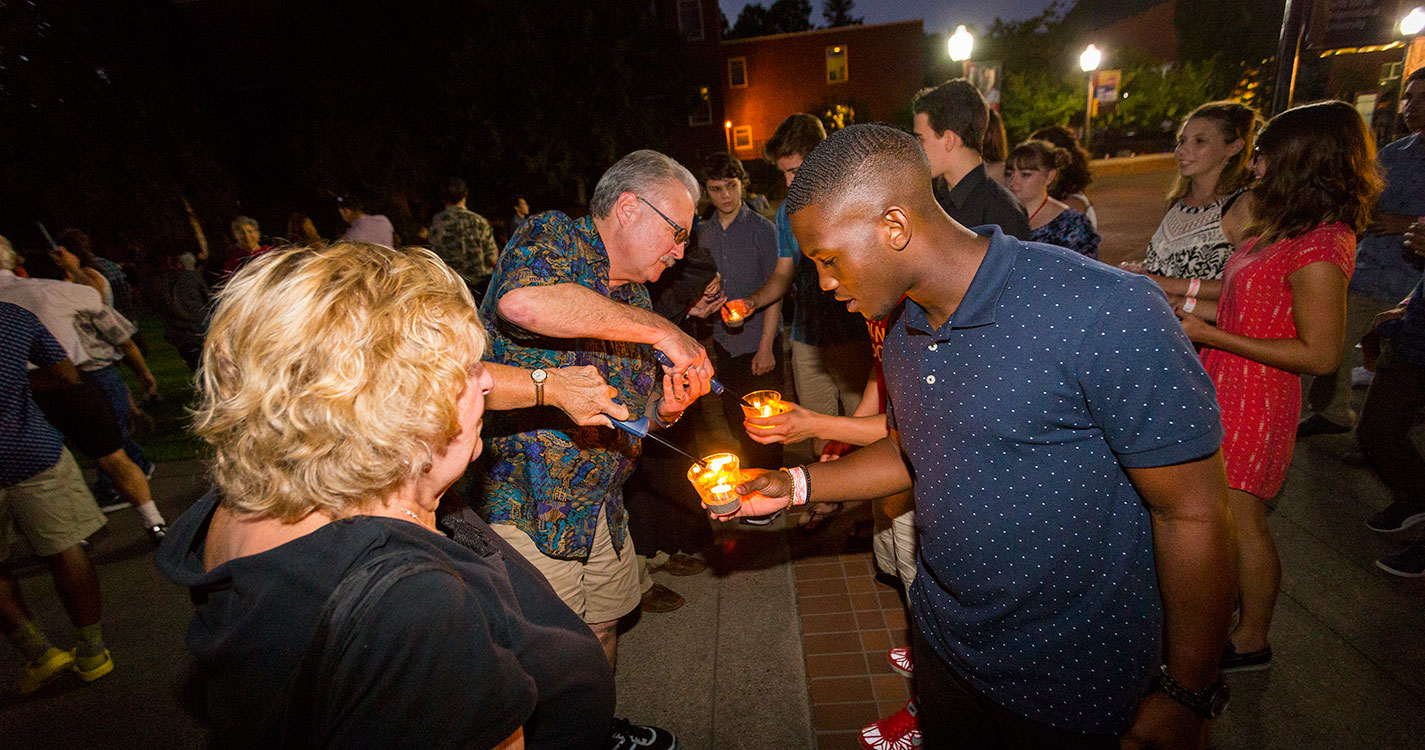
[686,453,746,514]
[722,298,752,327]
[740,389,789,423]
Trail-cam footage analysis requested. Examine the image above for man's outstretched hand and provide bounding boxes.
[710,468,795,520]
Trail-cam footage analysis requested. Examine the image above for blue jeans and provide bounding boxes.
[88,365,151,499]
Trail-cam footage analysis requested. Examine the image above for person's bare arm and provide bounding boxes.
[118,339,158,397]
[1178,262,1347,375]
[1366,213,1418,236]
[1121,453,1235,749]
[484,363,627,426]
[727,257,795,316]
[497,283,710,383]
[751,299,782,375]
[1143,274,1224,302]
[28,358,83,392]
[722,433,912,518]
[744,400,888,447]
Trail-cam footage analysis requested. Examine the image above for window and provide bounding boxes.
[733,126,753,151]
[826,45,848,83]
[689,85,712,126]
[728,56,747,88]
[678,0,703,41]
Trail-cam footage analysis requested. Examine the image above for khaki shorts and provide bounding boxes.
[492,506,640,624]
[0,450,107,558]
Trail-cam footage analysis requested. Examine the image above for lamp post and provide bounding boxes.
[1079,44,1102,153]
[1403,6,1425,36]
[948,24,974,76]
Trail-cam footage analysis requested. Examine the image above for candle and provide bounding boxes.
[687,453,744,513]
[722,303,746,328]
[741,390,789,427]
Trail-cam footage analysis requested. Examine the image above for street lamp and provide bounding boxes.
[1079,44,1102,153]
[1402,7,1425,36]
[948,24,974,62]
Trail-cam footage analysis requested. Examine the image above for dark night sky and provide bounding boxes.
[718,0,1058,34]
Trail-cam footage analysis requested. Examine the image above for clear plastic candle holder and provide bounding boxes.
[686,453,744,514]
[741,390,789,424]
[721,302,747,328]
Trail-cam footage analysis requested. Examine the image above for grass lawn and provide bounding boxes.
[120,313,211,463]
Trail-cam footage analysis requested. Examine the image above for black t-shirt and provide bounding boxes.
[933,163,1033,240]
[156,493,614,749]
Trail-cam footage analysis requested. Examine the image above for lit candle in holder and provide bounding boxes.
[741,389,789,426]
[721,302,746,328]
[686,453,745,514]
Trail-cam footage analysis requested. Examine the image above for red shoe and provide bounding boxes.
[859,701,921,749]
[887,646,913,678]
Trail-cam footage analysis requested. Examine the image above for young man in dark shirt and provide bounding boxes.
[732,124,1235,750]
[912,79,1032,240]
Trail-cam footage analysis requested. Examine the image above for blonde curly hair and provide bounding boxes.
[193,242,485,522]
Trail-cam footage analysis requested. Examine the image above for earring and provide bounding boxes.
[418,441,433,473]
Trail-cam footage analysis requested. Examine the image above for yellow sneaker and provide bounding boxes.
[18,647,74,694]
[71,648,113,683]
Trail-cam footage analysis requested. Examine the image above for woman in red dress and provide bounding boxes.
[1175,100,1382,672]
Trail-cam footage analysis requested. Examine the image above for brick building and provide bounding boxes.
[720,20,926,160]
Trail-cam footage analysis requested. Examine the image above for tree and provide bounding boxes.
[727,0,815,39]
[822,0,863,28]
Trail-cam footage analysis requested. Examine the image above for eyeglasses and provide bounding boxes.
[637,195,689,246]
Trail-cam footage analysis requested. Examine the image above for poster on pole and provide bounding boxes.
[964,60,1003,111]
[1094,69,1121,104]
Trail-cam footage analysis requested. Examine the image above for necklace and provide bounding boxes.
[1029,195,1050,223]
[398,508,424,525]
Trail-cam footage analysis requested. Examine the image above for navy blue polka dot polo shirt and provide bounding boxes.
[883,227,1223,734]
[1,302,69,487]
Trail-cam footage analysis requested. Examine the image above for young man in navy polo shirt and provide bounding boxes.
[731,124,1236,748]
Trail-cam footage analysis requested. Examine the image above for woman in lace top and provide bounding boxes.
[1004,139,1101,259]
[1126,101,1263,319]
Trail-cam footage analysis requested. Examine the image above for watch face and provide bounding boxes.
[531,368,547,383]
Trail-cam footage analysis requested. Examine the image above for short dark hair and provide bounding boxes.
[1028,124,1094,197]
[441,177,468,205]
[700,152,750,185]
[335,193,365,213]
[1006,139,1070,173]
[763,113,827,163]
[58,228,100,268]
[785,124,929,216]
[911,79,988,152]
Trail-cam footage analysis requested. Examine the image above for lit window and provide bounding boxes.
[689,85,712,126]
[733,126,753,150]
[826,45,848,83]
[678,0,704,41]
[729,57,747,88]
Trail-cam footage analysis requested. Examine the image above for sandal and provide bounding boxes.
[797,502,842,531]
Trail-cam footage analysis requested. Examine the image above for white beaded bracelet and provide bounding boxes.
[783,466,809,506]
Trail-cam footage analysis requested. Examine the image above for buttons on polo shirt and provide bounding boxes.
[928,344,938,351]
[925,375,936,385]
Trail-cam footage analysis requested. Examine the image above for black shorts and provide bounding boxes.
[33,379,124,459]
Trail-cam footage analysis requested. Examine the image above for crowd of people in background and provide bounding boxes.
[1,62,1422,750]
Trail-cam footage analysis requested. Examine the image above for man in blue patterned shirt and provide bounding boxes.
[0,302,114,692]
[477,150,714,675]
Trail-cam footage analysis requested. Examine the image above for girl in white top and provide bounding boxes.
[1124,100,1263,319]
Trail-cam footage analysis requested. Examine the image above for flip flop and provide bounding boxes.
[796,503,842,531]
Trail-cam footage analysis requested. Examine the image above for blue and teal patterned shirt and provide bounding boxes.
[477,212,659,560]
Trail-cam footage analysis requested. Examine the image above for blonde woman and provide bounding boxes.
[1126,101,1263,318]
[156,242,641,749]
